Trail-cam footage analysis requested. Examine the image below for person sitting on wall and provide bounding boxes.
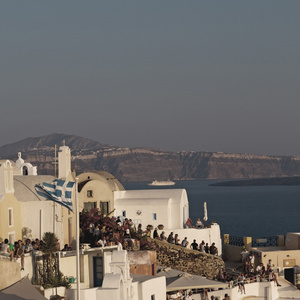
[199,240,205,252]
[256,262,266,279]
[181,237,189,247]
[237,273,246,294]
[270,271,281,286]
[174,234,180,245]
[62,244,72,251]
[196,218,204,228]
[14,240,25,270]
[167,232,175,244]
[190,239,198,251]
[204,243,210,253]
[160,231,167,241]
[23,239,33,254]
[153,228,159,239]
[210,242,218,256]
[186,218,193,228]
[137,224,143,236]
[0,239,14,260]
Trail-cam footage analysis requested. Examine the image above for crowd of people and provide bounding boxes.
[239,248,281,288]
[185,217,205,229]
[0,238,43,270]
[0,236,74,271]
[153,228,219,256]
[87,217,145,250]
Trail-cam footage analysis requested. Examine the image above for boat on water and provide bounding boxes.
[148,180,175,186]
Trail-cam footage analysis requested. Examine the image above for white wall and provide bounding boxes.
[156,223,222,255]
[114,189,189,230]
[138,277,166,300]
[20,201,63,244]
[115,198,170,228]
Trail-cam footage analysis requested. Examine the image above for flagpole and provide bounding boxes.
[75,177,80,300]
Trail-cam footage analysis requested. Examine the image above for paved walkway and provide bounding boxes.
[276,276,300,299]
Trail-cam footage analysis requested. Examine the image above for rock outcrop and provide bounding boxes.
[147,238,225,279]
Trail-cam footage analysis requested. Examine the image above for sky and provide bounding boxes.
[1,1,300,156]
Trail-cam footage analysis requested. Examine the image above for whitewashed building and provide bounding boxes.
[0,146,76,247]
[114,189,189,229]
[114,189,222,255]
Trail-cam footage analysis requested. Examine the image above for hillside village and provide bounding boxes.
[1,144,300,300]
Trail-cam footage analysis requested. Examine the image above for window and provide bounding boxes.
[152,213,157,221]
[122,210,126,217]
[151,295,155,300]
[84,202,96,210]
[100,202,109,214]
[23,166,28,175]
[8,208,13,227]
[87,190,93,198]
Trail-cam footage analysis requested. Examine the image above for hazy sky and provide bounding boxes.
[1,1,300,156]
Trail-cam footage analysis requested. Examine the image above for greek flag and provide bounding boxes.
[35,179,75,212]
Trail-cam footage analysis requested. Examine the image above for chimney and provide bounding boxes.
[58,146,71,180]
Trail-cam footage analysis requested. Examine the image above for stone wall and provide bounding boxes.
[0,258,21,289]
[147,238,225,279]
[128,250,157,275]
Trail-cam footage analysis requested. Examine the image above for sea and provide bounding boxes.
[122,180,300,238]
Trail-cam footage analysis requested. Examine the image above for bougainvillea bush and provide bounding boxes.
[79,208,155,250]
[80,208,117,239]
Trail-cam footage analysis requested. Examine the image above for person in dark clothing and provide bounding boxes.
[190,239,198,251]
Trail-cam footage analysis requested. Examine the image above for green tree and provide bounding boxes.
[41,232,59,280]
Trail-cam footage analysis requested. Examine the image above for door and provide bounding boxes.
[93,257,104,287]
[284,267,295,285]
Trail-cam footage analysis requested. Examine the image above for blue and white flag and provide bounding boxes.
[35,179,75,212]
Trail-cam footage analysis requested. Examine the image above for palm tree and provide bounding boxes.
[41,232,59,280]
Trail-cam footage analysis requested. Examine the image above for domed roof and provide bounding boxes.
[77,171,125,192]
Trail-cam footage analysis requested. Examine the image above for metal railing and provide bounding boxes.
[228,236,244,246]
[252,236,277,247]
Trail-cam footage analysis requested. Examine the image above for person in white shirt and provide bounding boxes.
[97,236,107,247]
[1,239,13,260]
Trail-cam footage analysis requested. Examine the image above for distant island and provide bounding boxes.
[209,176,300,187]
[2,133,300,182]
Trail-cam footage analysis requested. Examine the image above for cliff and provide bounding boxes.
[1,133,300,182]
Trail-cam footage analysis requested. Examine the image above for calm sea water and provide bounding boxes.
[122,180,300,238]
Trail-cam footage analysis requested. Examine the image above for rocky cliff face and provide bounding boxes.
[1,133,300,182]
[148,238,225,279]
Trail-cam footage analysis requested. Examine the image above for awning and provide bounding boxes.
[156,267,228,292]
[0,277,47,300]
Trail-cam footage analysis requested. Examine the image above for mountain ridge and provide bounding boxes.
[1,133,300,182]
